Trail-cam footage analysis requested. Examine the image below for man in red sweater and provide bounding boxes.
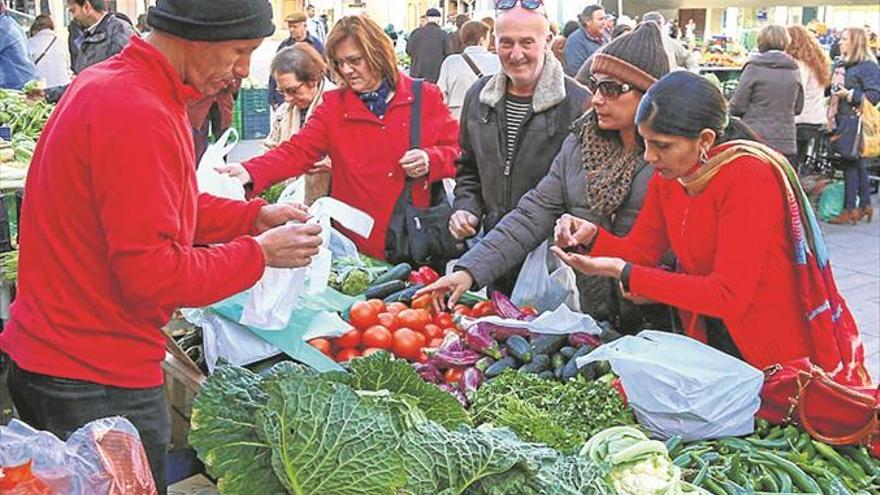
[0,1,323,493]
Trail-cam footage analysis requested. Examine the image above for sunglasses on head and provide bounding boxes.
[587,77,634,99]
[495,0,543,10]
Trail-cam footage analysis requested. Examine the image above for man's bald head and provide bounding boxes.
[495,5,550,36]
[495,5,553,95]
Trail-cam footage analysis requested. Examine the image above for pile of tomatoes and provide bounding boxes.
[308,298,499,364]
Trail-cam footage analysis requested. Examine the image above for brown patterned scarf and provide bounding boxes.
[580,111,643,216]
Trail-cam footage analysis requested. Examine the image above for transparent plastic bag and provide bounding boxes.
[579,330,764,442]
[195,128,245,201]
[510,240,579,312]
[0,417,156,495]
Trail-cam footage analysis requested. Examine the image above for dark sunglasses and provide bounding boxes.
[587,77,634,99]
[496,0,543,10]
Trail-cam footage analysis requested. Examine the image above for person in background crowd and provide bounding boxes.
[219,15,460,260]
[136,13,150,33]
[39,0,135,103]
[685,18,696,44]
[188,76,240,163]
[642,11,699,72]
[406,8,451,84]
[611,23,632,39]
[562,20,579,39]
[867,25,879,57]
[603,13,614,40]
[437,20,501,120]
[445,4,588,294]
[785,25,830,173]
[263,43,336,205]
[306,4,326,43]
[28,15,71,89]
[268,12,324,109]
[0,0,327,493]
[0,0,37,90]
[828,27,880,224]
[384,23,398,43]
[669,19,681,39]
[730,24,803,165]
[481,16,496,53]
[423,22,672,334]
[450,13,470,53]
[563,4,606,77]
[553,70,868,383]
[550,35,566,68]
[418,15,428,28]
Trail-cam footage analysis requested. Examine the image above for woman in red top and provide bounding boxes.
[553,71,865,377]
[220,16,460,260]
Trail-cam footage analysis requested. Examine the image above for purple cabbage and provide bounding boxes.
[439,383,470,407]
[460,367,484,400]
[429,348,482,369]
[465,325,502,359]
[569,332,603,349]
[490,291,528,320]
[413,363,443,384]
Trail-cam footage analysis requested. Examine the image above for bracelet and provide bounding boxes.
[620,263,633,292]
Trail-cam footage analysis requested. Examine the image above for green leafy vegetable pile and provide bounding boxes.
[0,89,54,141]
[0,250,17,283]
[190,352,607,495]
[470,371,636,454]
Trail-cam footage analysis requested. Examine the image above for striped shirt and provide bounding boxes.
[504,95,532,163]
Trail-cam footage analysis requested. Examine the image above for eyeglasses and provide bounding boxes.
[277,81,306,97]
[587,77,634,99]
[331,55,365,70]
[495,0,543,10]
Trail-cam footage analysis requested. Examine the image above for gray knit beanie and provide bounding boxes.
[147,0,275,41]
[591,21,670,92]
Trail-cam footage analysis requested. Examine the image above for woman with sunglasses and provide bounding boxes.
[553,71,867,383]
[421,22,673,334]
[219,16,459,261]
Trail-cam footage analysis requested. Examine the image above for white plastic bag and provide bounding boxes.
[510,240,579,312]
[579,330,763,442]
[240,196,373,330]
[195,127,245,200]
[181,308,280,373]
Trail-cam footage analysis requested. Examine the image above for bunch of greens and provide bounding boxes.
[189,352,606,495]
[328,255,389,296]
[0,250,17,282]
[470,371,636,454]
[0,89,54,140]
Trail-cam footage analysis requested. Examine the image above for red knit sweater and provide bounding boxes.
[592,152,812,370]
[0,38,266,388]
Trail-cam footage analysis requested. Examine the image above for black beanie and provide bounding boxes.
[592,22,670,92]
[147,0,275,41]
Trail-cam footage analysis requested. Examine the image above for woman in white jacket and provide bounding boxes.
[263,42,336,205]
[27,15,70,88]
[437,20,501,120]
[786,25,831,173]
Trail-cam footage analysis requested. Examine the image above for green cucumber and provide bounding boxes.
[558,346,577,359]
[457,291,486,307]
[519,354,551,373]
[536,370,555,380]
[370,262,412,286]
[561,345,592,380]
[383,284,424,305]
[363,280,406,300]
[550,353,567,370]
[485,357,518,378]
[505,335,533,363]
[530,334,567,355]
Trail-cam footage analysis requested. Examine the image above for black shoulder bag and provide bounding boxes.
[385,79,465,268]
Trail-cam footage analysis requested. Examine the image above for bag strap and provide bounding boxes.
[33,36,57,66]
[794,367,879,445]
[461,53,483,78]
[400,78,423,204]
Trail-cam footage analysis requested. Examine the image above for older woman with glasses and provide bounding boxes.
[263,43,336,205]
[420,22,674,335]
[220,15,459,261]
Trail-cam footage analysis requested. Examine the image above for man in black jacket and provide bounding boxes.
[406,8,450,83]
[449,4,588,293]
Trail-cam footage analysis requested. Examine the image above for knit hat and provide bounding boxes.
[591,21,669,92]
[147,0,275,41]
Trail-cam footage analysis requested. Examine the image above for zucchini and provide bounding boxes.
[530,334,567,355]
[458,291,487,307]
[519,354,550,373]
[558,346,577,359]
[485,356,518,378]
[363,280,406,300]
[383,284,425,305]
[561,345,592,380]
[536,370,555,380]
[370,262,412,286]
[505,335,533,363]
[550,353,567,370]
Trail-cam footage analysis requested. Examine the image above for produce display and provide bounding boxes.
[0,251,17,283]
[0,88,53,141]
[674,419,880,494]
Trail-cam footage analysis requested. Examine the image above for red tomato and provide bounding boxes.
[414,309,433,328]
[422,323,442,341]
[349,301,379,329]
[366,299,386,314]
[308,338,333,357]
[520,305,538,316]
[362,347,385,357]
[413,331,426,349]
[362,325,393,350]
[471,301,495,317]
[397,309,426,331]
[392,328,422,360]
[434,311,455,329]
[386,302,408,315]
[452,304,472,317]
[335,348,361,362]
[444,368,464,384]
[428,337,444,348]
[376,312,400,332]
[336,329,362,349]
[411,294,433,312]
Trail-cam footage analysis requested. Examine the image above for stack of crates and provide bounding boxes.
[231,95,244,138]
[238,88,271,140]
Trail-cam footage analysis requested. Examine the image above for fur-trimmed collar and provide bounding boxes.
[479,55,567,113]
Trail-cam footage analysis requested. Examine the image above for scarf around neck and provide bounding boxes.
[357,79,393,117]
[580,111,643,216]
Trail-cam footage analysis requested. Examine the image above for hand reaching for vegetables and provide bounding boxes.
[254,203,310,233]
[216,162,252,185]
[416,270,475,312]
[399,149,430,178]
[449,210,479,240]
[553,214,598,252]
[256,222,323,268]
[550,247,626,280]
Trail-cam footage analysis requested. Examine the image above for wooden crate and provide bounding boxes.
[162,348,205,450]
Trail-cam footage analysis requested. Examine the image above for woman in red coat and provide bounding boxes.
[222,16,460,259]
[553,71,867,383]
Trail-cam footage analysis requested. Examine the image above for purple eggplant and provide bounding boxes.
[490,291,528,320]
[465,325,502,359]
[429,348,482,369]
[413,363,443,384]
[569,332,603,349]
[440,333,465,352]
[439,383,470,407]
[460,367,484,400]
[474,356,495,373]
[476,322,531,342]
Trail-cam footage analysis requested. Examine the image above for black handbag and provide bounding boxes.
[832,114,863,161]
[385,79,465,268]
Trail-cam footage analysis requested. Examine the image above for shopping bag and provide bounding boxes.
[195,127,245,200]
[817,180,844,221]
[510,240,579,313]
[860,100,880,158]
[579,330,764,442]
